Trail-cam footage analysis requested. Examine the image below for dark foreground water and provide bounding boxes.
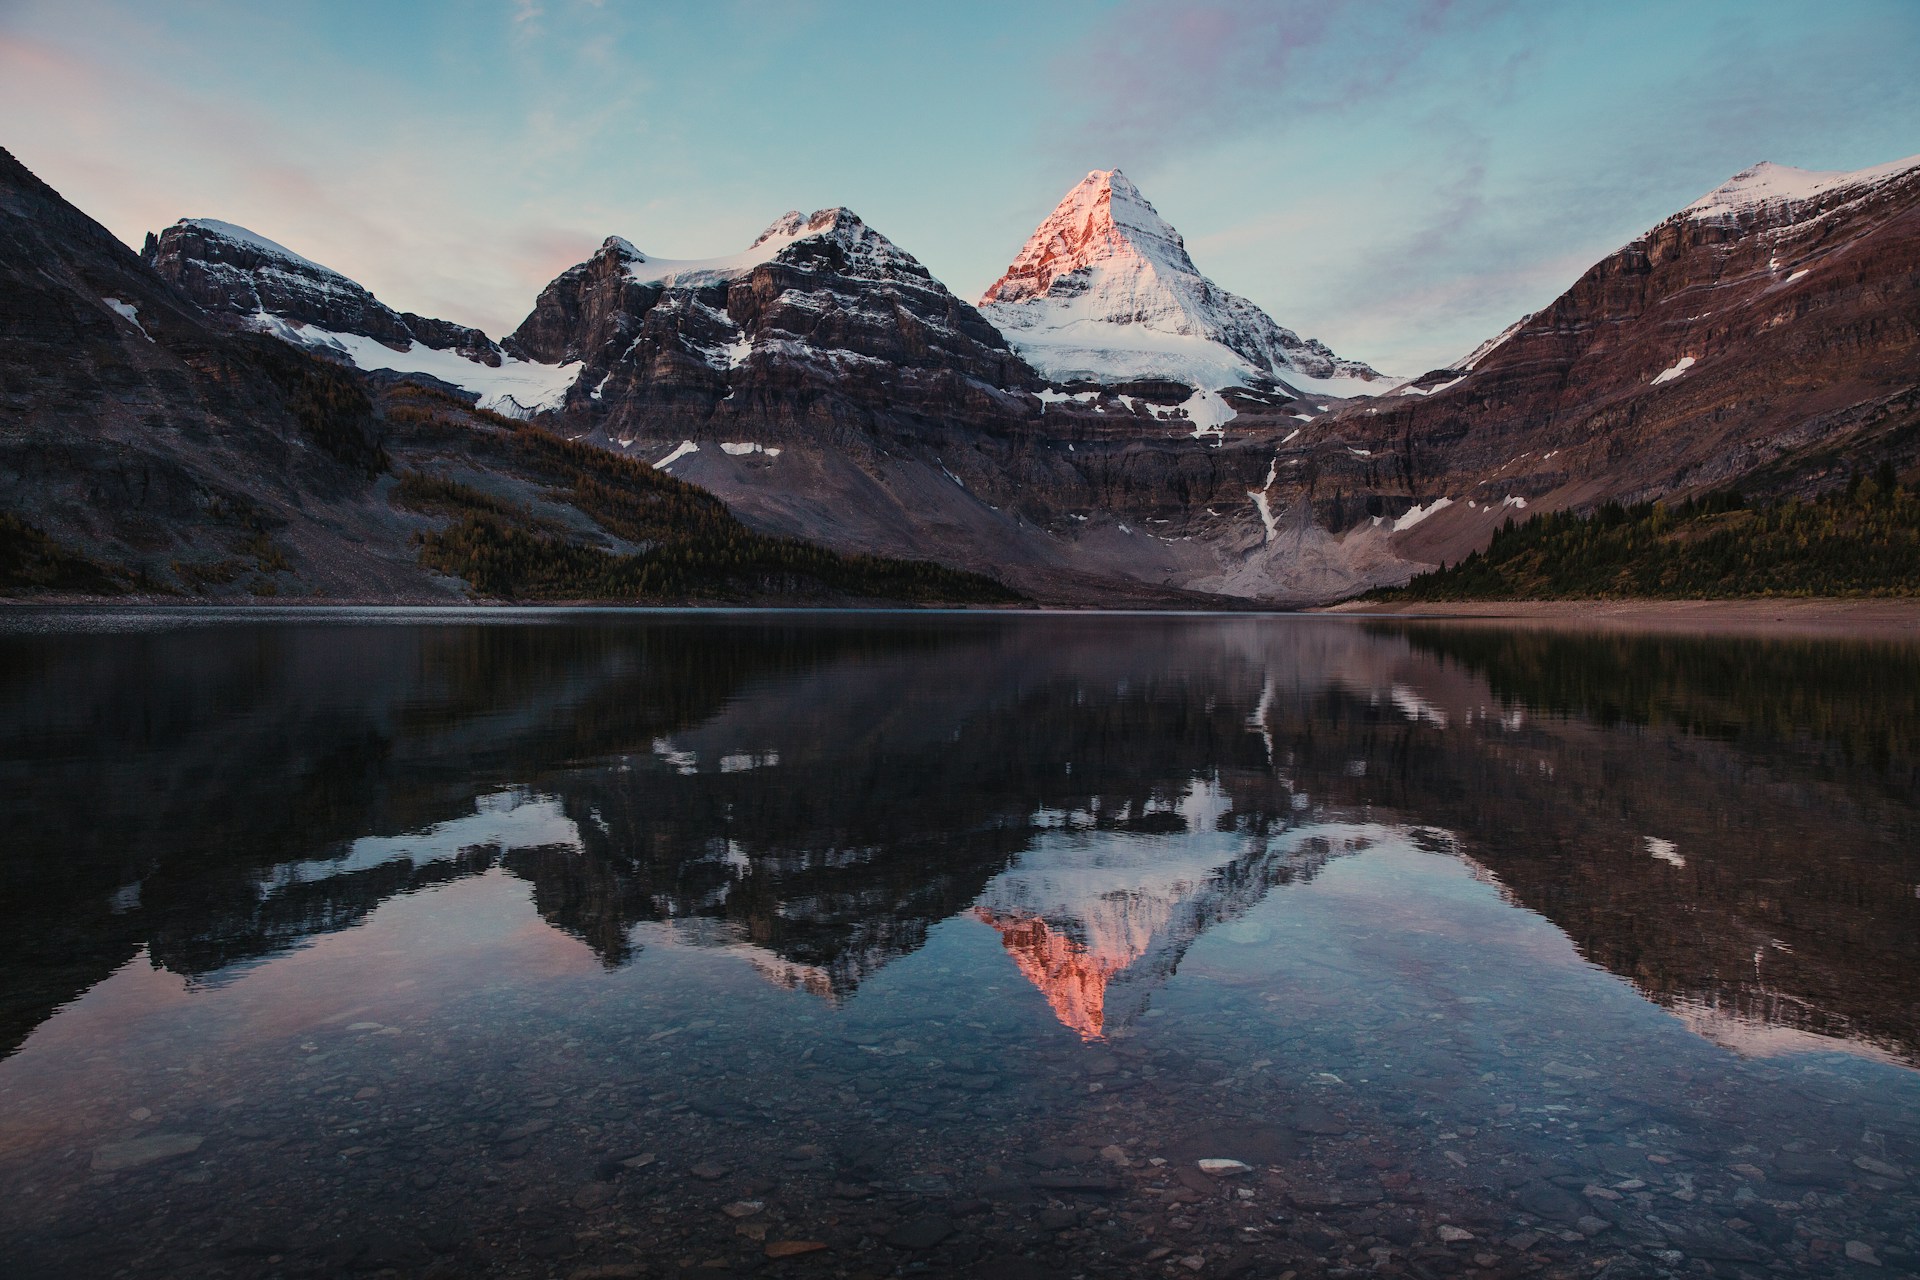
[1,610,1917,1280]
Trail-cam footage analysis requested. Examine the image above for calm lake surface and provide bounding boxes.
[1,609,1916,1280]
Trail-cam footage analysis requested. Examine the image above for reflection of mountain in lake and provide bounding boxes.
[2,613,1915,1067]
[1267,626,1920,1065]
[974,779,1366,1038]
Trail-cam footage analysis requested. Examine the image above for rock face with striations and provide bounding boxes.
[1288,153,1920,570]
[0,148,429,597]
[56,154,1918,606]
[504,207,1040,443]
[141,218,584,417]
[142,219,501,362]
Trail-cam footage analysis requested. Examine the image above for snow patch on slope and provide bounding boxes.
[1645,837,1685,869]
[102,298,151,342]
[1457,314,1531,371]
[1392,497,1452,533]
[1248,458,1280,542]
[613,216,815,288]
[1651,356,1696,385]
[653,441,699,469]
[261,319,579,416]
[1180,387,1235,439]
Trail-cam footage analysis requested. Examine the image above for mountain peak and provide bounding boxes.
[978,170,1389,396]
[1685,153,1920,222]
[980,168,1189,309]
[171,218,337,277]
[613,206,902,291]
[750,210,809,247]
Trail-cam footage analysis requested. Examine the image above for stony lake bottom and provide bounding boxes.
[0,609,1916,1280]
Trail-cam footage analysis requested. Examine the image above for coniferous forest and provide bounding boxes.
[1370,469,1920,601]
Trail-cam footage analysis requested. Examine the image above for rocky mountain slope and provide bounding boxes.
[0,146,424,597]
[13,145,1916,605]
[0,149,1017,605]
[113,174,1428,604]
[506,208,1038,442]
[980,169,1391,401]
[144,219,497,360]
[1275,153,1920,577]
[128,208,1218,605]
[142,218,581,417]
[498,190,1402,602]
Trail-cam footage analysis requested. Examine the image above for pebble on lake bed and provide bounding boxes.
[1197,1158,1251,1175]
[572,1183,615,1210]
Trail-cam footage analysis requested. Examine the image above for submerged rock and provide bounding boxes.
[885,1215,954,1249]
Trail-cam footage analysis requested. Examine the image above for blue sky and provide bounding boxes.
[4,0,1916,373]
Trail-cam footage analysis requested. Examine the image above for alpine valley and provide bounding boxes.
[3,149,1917,605]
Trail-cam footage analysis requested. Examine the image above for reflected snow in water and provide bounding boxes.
[0,610,1916,1278]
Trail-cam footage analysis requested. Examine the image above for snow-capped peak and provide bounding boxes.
[1685,153,1920,222]
[750,211,809,247]
[981,169,1188,307]
[614,207,898,289]
[177,218,340,276]
[147,216,579,417]
[980,169,1389,397]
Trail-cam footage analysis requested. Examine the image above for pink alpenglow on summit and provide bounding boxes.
[980,169,1391,398]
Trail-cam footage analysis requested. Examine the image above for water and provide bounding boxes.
[0,609,1916,1279]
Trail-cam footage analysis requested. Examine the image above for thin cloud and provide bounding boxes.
[1052,0,1506,163]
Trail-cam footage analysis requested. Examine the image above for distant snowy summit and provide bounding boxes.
[979,169,1391,398]
[142,218,578,416]
[143,176,1399,432]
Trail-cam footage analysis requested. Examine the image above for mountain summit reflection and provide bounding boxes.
[4,610,1920,1280]
[972,783,1381,1040]
[3,612,1917,1065]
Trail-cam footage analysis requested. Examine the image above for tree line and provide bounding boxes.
[1372,466,1919,601]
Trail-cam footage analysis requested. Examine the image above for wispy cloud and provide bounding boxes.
[1051,0,1507,164]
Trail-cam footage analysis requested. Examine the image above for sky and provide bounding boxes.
[3,0,1916,375]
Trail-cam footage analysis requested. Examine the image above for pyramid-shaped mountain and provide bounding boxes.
[980,169,1390,397]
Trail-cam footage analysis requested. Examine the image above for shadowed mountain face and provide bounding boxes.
[3,611,1915,1068]
[1292,158,1920,576]
[24,153,1918,603]
[0,148,419,597]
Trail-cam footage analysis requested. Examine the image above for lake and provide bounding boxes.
[0,609,1916,1279]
